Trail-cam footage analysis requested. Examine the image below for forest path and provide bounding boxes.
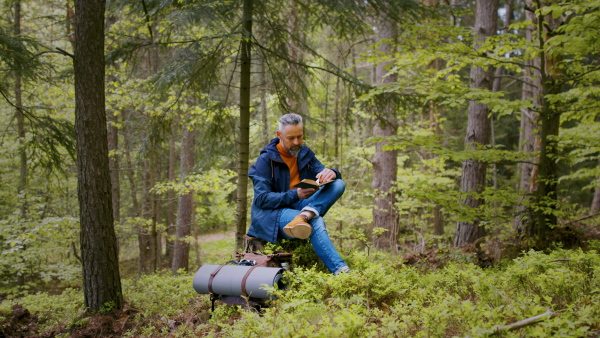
[197,231,235,243]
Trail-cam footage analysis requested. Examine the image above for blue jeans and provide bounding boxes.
[278,179,348,274]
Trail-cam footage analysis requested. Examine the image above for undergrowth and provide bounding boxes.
[1,248,599,337]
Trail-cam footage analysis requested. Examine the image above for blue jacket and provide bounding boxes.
[247,138,341,243]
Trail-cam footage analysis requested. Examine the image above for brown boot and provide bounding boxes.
[283,215,312,239]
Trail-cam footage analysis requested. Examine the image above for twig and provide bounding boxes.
[71,241,81,263]
[413,230,425,253]
[561,211,600,226]
[495,308,554,333]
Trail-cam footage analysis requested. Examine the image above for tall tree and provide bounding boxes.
[514,0,539,229]
[172,115,195,273]
[454,0,498,247]
[529,1,565,239]
[286,0,309,118]
[13,0,27,219]
[592,160,600,214]
[371,13,399,251]
[166,119,178,265]
[107,109,120,224]
[74,0,123,311]
[234,0,253,252]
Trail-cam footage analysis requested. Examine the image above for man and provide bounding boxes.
[247,113,350,275]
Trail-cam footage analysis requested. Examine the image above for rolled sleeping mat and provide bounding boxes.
[193,264,286,300]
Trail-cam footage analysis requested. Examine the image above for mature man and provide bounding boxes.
[247,113,350,275]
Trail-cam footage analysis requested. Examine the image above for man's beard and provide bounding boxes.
[286,146,301,157]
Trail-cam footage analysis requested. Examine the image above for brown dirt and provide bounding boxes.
[1,304,39,337]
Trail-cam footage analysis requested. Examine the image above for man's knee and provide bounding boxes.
[328,178,345,194]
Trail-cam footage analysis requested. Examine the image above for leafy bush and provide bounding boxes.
[1,248,598,337]
[0,288,83,333]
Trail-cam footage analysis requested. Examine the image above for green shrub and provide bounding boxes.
[1,248,599,337]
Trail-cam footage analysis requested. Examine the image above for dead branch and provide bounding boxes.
[495,308,554,333]
[561,211,600,226]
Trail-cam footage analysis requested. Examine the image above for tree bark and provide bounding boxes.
[138,17,161,274]
[172,120,195,273]
[531,3,563,238]
[107,111,120,224]
[13,0,27,289]
[286,0,309,119]
[138,163,152,275]
[260,56,269,146]
[123,108,140,219]
[14,0,28,219]
[592,159,600,214]
[371,14,399,251]
[74,0,123,312]
[454,0,498,247]
[166,119,178,266]
[514,1,539,230]
[234,0,253,252]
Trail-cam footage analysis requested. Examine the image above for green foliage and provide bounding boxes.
[0,215,80,295]
[122,271,199,318]
[1,0,600,335]
[0,288,84,333]
[1,248,599,336]
[211,249,600,337]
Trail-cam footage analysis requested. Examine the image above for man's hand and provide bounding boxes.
[316,168,336,183]
[297,187,317,199]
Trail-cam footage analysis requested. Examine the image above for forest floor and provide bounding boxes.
[2,224,599,337]
[1,233,236,338]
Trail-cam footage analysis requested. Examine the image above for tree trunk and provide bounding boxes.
[166,119,178,266]
[107,111,120,224]
[14,0,28,219]
[139,158,153,275]
[74,0,123,312]
[286,0,308,119]
[139,153,160,273]
[13,0,27,289]
[371,14,399,251]
[514,1,539,230]
[172,119,195,273]
[421,0,446,237]
[123,108,140,219]
[524,2,564,242]
[592,159,600,214]
[454,0,498,247]
[234,0,253,252]
[137,18,161,274]
[260,57,269,147]
[433,205,444,236]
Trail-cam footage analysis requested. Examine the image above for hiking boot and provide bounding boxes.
[283,215,312,239]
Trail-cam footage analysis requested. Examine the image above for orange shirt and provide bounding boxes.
[277,142,300,189]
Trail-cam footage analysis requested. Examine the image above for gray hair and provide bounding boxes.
[278,113,303,131]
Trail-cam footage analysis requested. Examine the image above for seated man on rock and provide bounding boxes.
[246,113,350,275]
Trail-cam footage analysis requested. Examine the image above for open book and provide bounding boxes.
[293,178,332,189]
